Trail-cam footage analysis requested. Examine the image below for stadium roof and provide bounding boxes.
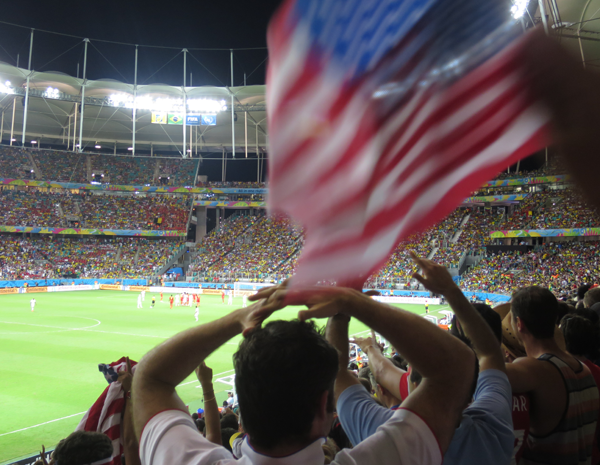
[0,62,267,155]
[530,0,600,68]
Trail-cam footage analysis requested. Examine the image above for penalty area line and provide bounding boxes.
[0,411,86,437]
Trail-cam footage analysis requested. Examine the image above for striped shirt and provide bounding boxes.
[520,354,599,465]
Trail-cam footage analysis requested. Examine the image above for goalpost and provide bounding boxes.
[233,282,273,297]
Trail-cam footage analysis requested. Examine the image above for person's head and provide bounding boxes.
[234,320,338,451]
[220,428,238,452]
[557,302,574,323]
[511,286,558,341]
[409,367,423,393]
[358,377,372,392]
[573,306,600,326]
[584,287,600,308]
[192,412,199,421]
[221,413,239,430]
[578,284,592,300]
[451,304,501,343]
[195,418,206,434]
[560,314,600,359]
[52,431,113,465]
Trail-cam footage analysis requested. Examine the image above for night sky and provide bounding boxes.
[0,0,282,86]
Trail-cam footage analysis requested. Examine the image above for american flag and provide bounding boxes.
[267,0,550,288]
[76,357,137,465]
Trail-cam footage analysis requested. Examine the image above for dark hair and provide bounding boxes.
[473,304,502,342]
[584,288,600,308]
[409,368,423,386]
[221,413,239,430]
[220,428,238,452]
[449,304,502,345]
[560,314,600,359]
[573,307,600,326]
[195,418,206,433]
[358,377,371,392]
[512,286,558,339]
[357,366,371,380]
[578,284,592,300]
[557,302,574,323]
[233,320,338,450]
[192,412,199,421]
[53,431,113,465]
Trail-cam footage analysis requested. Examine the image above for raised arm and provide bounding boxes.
[325,314,361,403]
[132,299,281,439]
[196,363,222,445]
[410,252,505,372]
[353,336,404,400]
[253,286,475,452]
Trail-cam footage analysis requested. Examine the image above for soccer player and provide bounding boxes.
[194,304,199,322]
[169,295,174,309]
[160,292,163,302]
[425,300,429,314]
[151,296,156,308]
[228,290,233,306]
[188,293,193,307]
[141,290,146,301]
[242,295,248,308]
[137,293,143,309]
[30,298,36,312]
[221,290,225,304]
[178,294,183,307]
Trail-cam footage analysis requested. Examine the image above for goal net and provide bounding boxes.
[233,282,273,297]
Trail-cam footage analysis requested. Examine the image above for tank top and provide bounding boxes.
[520,354,599,465]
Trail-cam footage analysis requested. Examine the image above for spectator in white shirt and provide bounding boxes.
[132,284,475,465]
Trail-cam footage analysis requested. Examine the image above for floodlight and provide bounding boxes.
[31,140,37,144]
[127,147,133,151]
[95,145,101,149]
[511,0,529,19]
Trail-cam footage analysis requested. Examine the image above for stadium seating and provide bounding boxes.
[0,188,191,231]
[0,146,199,186]
[0,235,182,280]
[460,241,600,297]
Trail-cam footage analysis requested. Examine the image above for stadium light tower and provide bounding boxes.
[78,39,89,153]
[21,29,34,147]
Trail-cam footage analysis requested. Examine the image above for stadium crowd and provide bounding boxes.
[20,30,600,465]
[0,188,190,231]
[0,235,183,280]
[0,146,200,186]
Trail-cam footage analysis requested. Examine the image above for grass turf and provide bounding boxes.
[0,290,448,463]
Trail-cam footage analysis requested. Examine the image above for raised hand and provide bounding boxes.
[195,362,213,386]
[409,251,458,296]
[117,357,133,393]
[352,336,381,355]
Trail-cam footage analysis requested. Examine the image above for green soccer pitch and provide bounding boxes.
[0,290,448,463]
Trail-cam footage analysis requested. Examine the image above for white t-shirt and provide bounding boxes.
[140,408,441,465]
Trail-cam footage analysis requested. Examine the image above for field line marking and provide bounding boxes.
[0,411,86,437]
[2,369,238,436]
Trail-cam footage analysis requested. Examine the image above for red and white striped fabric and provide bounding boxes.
[76,357,137,465]
[267,0,550,288]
